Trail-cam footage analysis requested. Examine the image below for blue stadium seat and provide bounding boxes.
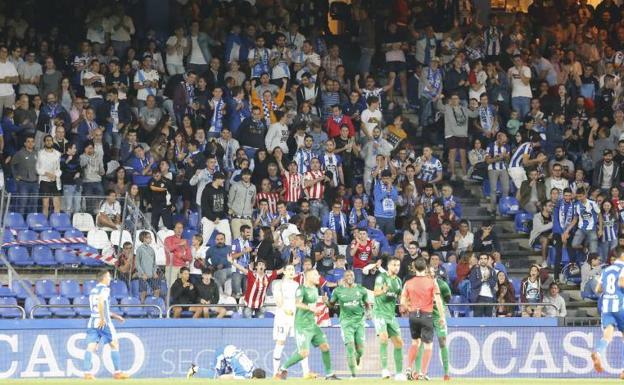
[60,280,81,300]
[6,212,28,230]
[0,297,22,318]
[64,228,84,239]
[8,246,32,266]
[498,197,521,216]
[182,229,195,243]
[514,211,533,234]
[511,279,521,299]
[82,280,97,295]
[78,245,104,267]
[40,230,62,248]
[144,296,165,318]
[27,213,51,231]
[0,285,15,297]
[3,231,15,244]
[33,246,56,266]
[444,262,457,283]
[121,296,147,318]
[13,280,33,300]
[110,280,129,300]
[55,248,81,266]
[25,297,52,318]
[35,279,57,299]
[130,280,140,298]
[49,296,76,318]
[188,211,200,230]
[73,295,92,317]
[50,213,74,232]
[17,229,38,243]
[448,295,469,317]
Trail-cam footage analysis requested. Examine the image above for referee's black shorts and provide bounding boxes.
[408,311,434,343]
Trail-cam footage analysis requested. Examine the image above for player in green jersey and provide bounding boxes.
[328,270,369,379]
[373,256,406,380]
[276,269,339,380]
[412,267,453,381]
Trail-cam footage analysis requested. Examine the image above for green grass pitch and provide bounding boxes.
[0,379,619,385]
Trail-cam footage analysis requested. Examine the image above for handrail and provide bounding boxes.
[166,302,279,318]
[0,304,26,319]
[29,304,163,319]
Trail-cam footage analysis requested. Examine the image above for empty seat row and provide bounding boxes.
[6,246,103,267]
[6,212,99,233]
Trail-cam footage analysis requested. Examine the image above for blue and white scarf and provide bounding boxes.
[184,81,195,115]
[251,48,270,78]
[328,212,347,239]
[425,67,442,98]
[262,99,278,126]
[210,98,224,133]
[479,105,495,131]
[138,70,155,96]
[349,207,368,228]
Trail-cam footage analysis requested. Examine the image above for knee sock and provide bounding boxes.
[83,350,93,372]
[394,347,403,373]
[596,338,609,356]
[346,344,357,376]
[420,348,433,375]
[321,350,332,376]
[440,346,450,375]
[273,344,285,375]
[301,357,310,375]
[380,342,388,370]
[111,350,121,372]
[283,353,304,369]
[409,344,420,371]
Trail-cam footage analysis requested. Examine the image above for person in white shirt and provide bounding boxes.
[106,4,135,57]
[508,54,532,119]
[18,52,42,96]
[360,96,383,139]
[97,190,122,230]
[82,59,106,100]
[284,22,306,52]
[166,26,189,76]
[36,135,62,216]
[265,110,290,154]
[0,45,18,117]
[133,55,160,107]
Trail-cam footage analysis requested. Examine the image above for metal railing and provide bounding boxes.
[166,303,270,318]
[447,302,559,316]
[0,304,26,319]
[29,304,163,319]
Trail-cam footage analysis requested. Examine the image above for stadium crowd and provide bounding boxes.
[3,0,624,319]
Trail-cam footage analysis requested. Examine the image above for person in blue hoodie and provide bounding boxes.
[226,86,251,137]
[373,170,398,242]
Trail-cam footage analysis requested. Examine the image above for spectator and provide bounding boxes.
[189,234,208,285]
[520,264,543,317]
[96,190,122,229]
[148,169,174,231]
[134,55,159,108]
[545,163,569,194]
[542,282,567,318]
[473,221,500,253]
[230,224,254,299]
[255,226,281,270]
[164,222,193,287]
[0,45,18,116]
[350,228,380,285]
[201,172,231,245]
[508,133,545,189]
[508,54,532,118]
[469,253,497,317]
[116,241,136,283]
[495,271,516,317]
[229,257,282,318]
[80,141,105,207]
[228,169,256,239]
[170,267,196,318]
[517,168,547,214]
[313,229,339,276]
[592,149,621,192]
[60,143,82,214]
[570,187,602,254]
[191,268,226,318]
[36,134,61,216]
[11,135,38,213]
[580,253,602,300]
[206,233,231,288]
[135,231,161,303]
[18,52,42,96]
[598,200,618,263]
[528,200,554,267]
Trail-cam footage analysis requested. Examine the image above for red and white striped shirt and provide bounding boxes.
[282,170,303,203]
[304,170,325,200]
[256,191,280,214]
[244,270,278,309]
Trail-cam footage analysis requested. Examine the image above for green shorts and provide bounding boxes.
[373,316,401,338]
[340,320,366,345]
[433,316,447,338]
[295,325,328,351]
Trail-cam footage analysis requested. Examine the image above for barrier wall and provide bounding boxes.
[0,318,618,379]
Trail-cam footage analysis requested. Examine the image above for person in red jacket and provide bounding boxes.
[326,104,355,138]
[164,222,193,287]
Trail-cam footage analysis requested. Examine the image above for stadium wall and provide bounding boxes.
[0,319,618,379]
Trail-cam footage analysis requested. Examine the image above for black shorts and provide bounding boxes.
[386,61,407,73]
[447,136,469,150]
[408,311,434,343]
[39,181,60,196]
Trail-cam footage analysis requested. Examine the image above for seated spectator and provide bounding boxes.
[430,220,456,258]
[206,233,232,289]
[170,267,197,318]
[228,257,283,318]
[135,231,161,303]
[440,184,462,218]
[473,221,500,253]
[190,268,226,319]
[528,200,554,267]
[96,190,122,229]
[454,253,477,292]
[325,254,347,287]
[542,282,567,318]
[517,168,547,214]
[453,219,474,255]
[255,226,281,270]
[322,201,349,245]
[495,271,516,317]
[189,234,208,285]
[468,252,497,317]
[313,229,339,277]
[520,264,543,317]
[429,253,448,282]
[580,253,602,300]
[428,200,457,233]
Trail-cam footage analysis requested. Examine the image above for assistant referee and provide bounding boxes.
[400,257,446,380]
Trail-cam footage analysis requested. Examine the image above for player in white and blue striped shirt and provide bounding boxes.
[83,270,128,380]
[508,133,545,189]
[416,146,443,184]
[599,200,619,263]
[569,187,602,254]
[591,248,624,375]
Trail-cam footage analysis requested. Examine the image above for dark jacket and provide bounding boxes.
[296,83,321,115]
[195,278,220,305]
[169,278,196,305]
[592,160,621,189]
[518,179,547,209]
[201,183,228,221]
[472,229,500,253]
[468,265,496,303]
[237,117,267,149]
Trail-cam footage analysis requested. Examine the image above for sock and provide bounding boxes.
[408,344,420,371]
[283,353,304,369]
[346,344,357,376]
[83,350,93,372]
[321,350,332,376]
[301,357,310,375]
[440,346,449,375]
[111,350,120,372]
[197,367,214,378]
[273,344,285,375]
[596,338,609,356]
[380,342,388,370]
[394,347,403,373]
[421,348,433,375]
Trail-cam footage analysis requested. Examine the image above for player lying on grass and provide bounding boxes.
[187,345,266,379]
[83,269,129,380]
[328,270,369,379]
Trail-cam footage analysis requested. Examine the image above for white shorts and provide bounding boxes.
[273,313,294,341]
[508,167,527,189]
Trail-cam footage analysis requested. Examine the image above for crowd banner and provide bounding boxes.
[0,319,617,379]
